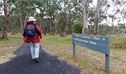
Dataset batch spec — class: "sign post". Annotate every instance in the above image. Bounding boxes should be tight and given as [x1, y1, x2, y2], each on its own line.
[73, 44, 76, 57]
[72, 33, 110, 72]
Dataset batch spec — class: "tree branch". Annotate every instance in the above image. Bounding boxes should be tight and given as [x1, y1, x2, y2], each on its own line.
[80, 0, 84, 7]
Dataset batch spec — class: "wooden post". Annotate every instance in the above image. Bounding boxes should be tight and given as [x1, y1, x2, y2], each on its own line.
[105, 54, 110, 72]
[73, 44, 76, 57]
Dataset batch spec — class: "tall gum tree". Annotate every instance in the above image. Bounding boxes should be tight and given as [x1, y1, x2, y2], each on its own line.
[94, 0, 104, 35]
[0, 0, 18, 39]
[82, 0, 89, 34]
[1, 0, 8, 39]
[104, 0, 126, 34]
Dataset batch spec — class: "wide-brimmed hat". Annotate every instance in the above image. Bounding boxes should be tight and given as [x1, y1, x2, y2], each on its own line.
[28, 16, 36, 21]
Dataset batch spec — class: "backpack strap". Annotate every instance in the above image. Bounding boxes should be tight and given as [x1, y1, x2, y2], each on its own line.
[34, 24, 36, 26]
[34, 24, 37, 30]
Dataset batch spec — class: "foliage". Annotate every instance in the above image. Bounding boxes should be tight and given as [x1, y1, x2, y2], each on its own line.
[1, 0, 126, 37]
[88, 24, 113, 35]
[99, 24, 111, 36]
[88, 8, 95, 25]
[88, 25, 94, 34]
[8, 15, 20, 32]
[72, 21, 82, 33]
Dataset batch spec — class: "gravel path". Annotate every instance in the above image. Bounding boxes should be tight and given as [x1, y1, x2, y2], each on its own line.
[0, 43, 80, 74]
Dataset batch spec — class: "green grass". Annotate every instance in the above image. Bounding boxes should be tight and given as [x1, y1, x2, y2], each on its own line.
[0, 33, 23, 57]
[8, 33, 23, 38]
[0, 33, 23, 47]
[110, 35, 126, 50]
[42, 34, 71, 45]
[0, 38, 21, 46]
[110, 36, 126, 42]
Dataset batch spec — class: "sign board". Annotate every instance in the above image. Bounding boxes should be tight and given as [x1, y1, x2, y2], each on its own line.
[72, 33, 110, 72]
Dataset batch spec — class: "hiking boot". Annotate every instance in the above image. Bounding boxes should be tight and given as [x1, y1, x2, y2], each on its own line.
[34, 58, 39, 63]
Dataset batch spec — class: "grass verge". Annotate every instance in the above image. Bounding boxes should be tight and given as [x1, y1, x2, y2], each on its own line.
[0, 33, 23, 63]
[41, 34, 126, 74]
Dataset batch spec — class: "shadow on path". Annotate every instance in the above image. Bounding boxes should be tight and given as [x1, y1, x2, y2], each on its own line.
[0, 43, 80, 74]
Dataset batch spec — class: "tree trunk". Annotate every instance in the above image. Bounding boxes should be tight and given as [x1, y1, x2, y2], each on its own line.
[24, 12, 29, 26]
[64, 1, 68, 35]
[51, 15, 55, 35]
[94, 0, 103, 35]
[65, 13, 68, 35]
[112, 18, 115, 34]
[1, 0, 8, 39]
[60, 21, 66, 37]
[1, 24, 8, 39]
[82, 0, 89, 34]
[17, 0, 23, 31]
[19, 11, 23, 31]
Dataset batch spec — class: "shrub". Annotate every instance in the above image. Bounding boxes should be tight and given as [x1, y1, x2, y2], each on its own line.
[72, 21, 82, 33]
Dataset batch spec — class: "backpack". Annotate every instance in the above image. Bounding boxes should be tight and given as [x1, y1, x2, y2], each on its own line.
[25, 24, 36, 38]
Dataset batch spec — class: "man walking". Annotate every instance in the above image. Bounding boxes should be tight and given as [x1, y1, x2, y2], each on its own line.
[23, 16, 42, 63]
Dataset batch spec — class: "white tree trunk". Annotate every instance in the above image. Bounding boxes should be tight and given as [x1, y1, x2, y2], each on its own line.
[94, 0, 103, 35]
[1, 0, 8, 39]
[82, 0, 89, 34]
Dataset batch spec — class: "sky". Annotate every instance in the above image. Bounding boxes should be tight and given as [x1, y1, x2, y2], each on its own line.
[93, 0, 97, 6]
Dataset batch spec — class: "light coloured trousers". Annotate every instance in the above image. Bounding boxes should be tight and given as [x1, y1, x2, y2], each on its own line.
[29, 42, 40, 59]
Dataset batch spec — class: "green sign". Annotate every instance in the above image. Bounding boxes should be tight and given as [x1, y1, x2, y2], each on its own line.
[72, 33, 110, 72]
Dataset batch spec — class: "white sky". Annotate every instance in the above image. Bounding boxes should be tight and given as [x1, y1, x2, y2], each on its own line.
[93, 0, 97, 6]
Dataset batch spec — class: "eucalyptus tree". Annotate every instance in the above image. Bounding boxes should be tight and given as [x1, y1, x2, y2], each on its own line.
[56, 0, 70, 35]
[65, 0, 82, 34]
[115, 0, 126, 33]
[79, 0, 96, 34]
[121, 6, 126, 33]
[80, 0, 90, 34]
[11, 0, 45, 30]
[57, 0, 82, 35]
[63, 0, 78, 35]
[0, 0, 17, 39]
[8, 0, 23, 31]
[94, 0, 104, 35]
[104, 0, 126, 34]
[1, 0, 9, 39]
[104, 0, 118, 34]
[1, 0, 8, 39]
[16, 0, 41, 26]
[45, 0, 60, 35]
[37, 0, 60, 35]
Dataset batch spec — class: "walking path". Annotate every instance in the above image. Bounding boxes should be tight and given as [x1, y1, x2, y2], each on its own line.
[0, 43, 80, 74]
